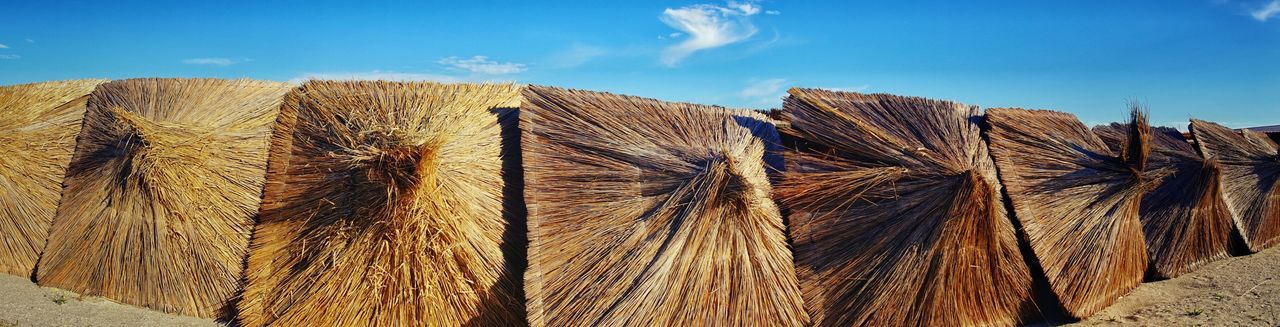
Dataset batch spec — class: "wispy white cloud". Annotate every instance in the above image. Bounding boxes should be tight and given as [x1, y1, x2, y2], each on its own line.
[24, 39, 34, 43]
[1252, 0, 1280, 21]
[739, 78, 788, 107]
[549, 44, 609, 68]
[287, 71, 465, 84]
[765, 10, 781, 15]
[659, 1, 764, 66]
[438, 56, 527, 74]
[0, 54, 20, 60]
[182, 57, 250, 66]
[0, 43, 8, 49]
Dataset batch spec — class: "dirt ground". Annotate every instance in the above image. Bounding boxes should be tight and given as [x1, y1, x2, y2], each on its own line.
[0, 248, 1274, 326]
[1069, 246, 1279, 326]
[0, 274, 218, 327]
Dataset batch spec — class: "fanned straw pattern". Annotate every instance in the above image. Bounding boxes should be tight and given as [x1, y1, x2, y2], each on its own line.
[1094, 122, 1233, 278]
[777, 89, 1033, 326]
[0, 79, 106, 276]
[520, 86, 808, 326]
[35, 78, 290, 318]
[1189, 120, 1280, 252]
[984, 108, 1150, 318]
[237, 81, 526, 326]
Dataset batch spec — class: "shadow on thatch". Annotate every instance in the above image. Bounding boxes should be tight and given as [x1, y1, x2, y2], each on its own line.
[35, 78, 291, 319]
[0, 79, 106, 279]
[465, 106, 531, 327]
[775, 89, 1032, 326]
[237, 81, 527, 326]
[1094, 121, 1233, 279]
[984, 108, 1151, 319]
[519, 86, 808, 326]
[1189, 119, 1280, 253]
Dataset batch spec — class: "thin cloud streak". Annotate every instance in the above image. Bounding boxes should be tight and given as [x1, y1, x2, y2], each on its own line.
[438, 56, 527, 75]
[659, 1, 764, 66]
[739, 78, 788, 107]
[1252, 0, 1280, 21]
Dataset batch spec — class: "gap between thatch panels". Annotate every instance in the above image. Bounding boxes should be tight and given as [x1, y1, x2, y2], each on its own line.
[237, 80, 527, 326]
[0, 79, 107, 277]
[984, 108, 1151, 319]
[1189, 119, 1280, 253]
[520, 85, 808, 326]
[35, 78, 290, 318]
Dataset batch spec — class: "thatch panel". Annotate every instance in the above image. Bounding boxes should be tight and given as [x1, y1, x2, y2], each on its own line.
[1189, 120, 1280, 252]
[0, 79, 106, 276]
[777, 89, 1032, 326]
[237, 81, 526, 326]
[1094, 123, 1233, 278]
[520, 86, 807, 326]
[984, 108, 1150, 318]
[35, 78, 290, 318]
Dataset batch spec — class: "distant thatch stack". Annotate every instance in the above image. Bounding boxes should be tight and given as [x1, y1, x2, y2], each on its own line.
[237, 81, 526, 326]
[35, 78, 290, 318]
[0, 79, 106, 276]
[984, 108, 1150, 318]
[1094, 122, 1233, 278]
[777, 89, 1032, 326]
[520, 86, 808, 326]
[1189, 120, 1280, 252]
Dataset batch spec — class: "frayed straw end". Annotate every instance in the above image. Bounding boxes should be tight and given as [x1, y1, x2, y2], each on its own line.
[1121, 104, 1151, 173]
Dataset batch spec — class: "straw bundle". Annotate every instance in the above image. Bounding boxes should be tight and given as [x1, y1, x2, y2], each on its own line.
[776, 89, 1032, 326]
[984, 108, 1150, 318]
[0, 79, 106, 276]
[520, 86, 808, 326]
[237, 81, 526, 326]
[1189, 120, 1280, 252]
[1094, 122, 1232, 278]
[35, 78, 290, 318]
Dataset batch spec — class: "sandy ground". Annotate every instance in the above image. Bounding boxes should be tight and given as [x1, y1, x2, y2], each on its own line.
[0, 248, 1274, 326]
[1069, 246, 1279, 326]
[0, 274, 218, 327]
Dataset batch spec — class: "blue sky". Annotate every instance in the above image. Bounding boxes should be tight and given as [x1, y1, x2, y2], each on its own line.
[2, 0, 1278, 128]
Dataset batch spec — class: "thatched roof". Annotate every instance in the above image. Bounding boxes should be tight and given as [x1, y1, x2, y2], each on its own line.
[35, 78, 290, 318]
[520, 86, 808, 326]
[1093, 123, 1233, 278]
[1189, 119, 1280, 252]
[984, 108, 1150, 318]
[0, 79, 106, 276]
[237, 81, 526, 326]
[1240, 124, 1280, 133]
[777, 89, 1032, 326]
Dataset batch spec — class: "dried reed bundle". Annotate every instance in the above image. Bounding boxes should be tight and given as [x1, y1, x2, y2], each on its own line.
[0, 79, 106, 276]
[1189, 119, 1280, 252]
[776, 89, 1032, 326]
[237, 81, 526, 326]
[985, 108, 1151, 318]
[1094, 122, 1232, 278]
[521, 86, 808, 326]
[35, 78, 290, 318]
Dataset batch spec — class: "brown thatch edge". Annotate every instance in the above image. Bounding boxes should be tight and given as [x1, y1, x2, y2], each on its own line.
[983, 107, 1150, 319]
[777, 88, 1034, 326]
[1094, 120, 1233, 279]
